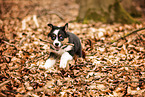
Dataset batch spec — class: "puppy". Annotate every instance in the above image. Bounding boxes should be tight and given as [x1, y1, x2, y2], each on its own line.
[44, 23, 82, 69]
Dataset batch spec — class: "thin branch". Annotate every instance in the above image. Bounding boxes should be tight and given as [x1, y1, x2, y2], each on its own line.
[0, 80, 11, 87]
[39, 38, 51, 43]
[48, 11, 64, 20]
[2, 40, 16, 47]
[39, 38, 74, 46]
[110, 27, 145, 44]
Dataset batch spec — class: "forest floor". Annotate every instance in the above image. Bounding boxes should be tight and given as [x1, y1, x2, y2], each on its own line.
[0, 0, 145, 97]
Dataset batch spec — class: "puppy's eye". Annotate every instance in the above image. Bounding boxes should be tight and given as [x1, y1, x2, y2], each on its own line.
[51, 35, 56, 40]
[59, 36, 63, 40]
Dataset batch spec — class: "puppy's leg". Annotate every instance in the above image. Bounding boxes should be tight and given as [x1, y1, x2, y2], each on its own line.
[44, 58, 56, 69]
[43, 52, 57, 69]
[60, 52, 73, 69]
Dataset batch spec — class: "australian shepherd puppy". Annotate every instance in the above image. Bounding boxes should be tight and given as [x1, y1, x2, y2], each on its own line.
[44, 23, 82, 69]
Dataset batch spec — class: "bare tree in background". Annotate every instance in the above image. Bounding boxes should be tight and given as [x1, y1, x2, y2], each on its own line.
[76, 0, 139, 24]
[121, 0, 145, 17]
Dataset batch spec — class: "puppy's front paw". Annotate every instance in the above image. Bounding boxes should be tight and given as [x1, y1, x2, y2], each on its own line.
[43, 58, 56, 69]
[59, 52, 73, 69]
[60, 59, 67, 68]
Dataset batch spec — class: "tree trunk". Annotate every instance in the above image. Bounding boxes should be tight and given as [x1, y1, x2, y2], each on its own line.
[76, 0, 139, 24]
[121, 0, 143, 17]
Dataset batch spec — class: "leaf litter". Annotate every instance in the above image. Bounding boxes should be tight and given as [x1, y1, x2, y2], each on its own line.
[0, 0, 145, 97]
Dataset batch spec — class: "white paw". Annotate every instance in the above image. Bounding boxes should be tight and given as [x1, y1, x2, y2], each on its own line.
[43, 58, 56, 69]
[59, 52, 73, 69]
[60, 59, 68, 68]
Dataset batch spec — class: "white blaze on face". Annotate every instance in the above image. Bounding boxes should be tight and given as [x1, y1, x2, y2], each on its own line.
[53, 29, 61, 47]
[53, 29, 59, 35]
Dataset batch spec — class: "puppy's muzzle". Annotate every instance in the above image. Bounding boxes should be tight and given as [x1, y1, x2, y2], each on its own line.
[55, 43, 59, 46]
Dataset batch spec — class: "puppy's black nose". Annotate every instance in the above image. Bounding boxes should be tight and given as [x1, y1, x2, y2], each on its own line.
[55, 43, 59, 46]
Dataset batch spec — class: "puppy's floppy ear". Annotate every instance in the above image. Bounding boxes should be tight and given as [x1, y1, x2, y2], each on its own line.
[47, 24, 53, 37]
[63, 23, 68, 32]
[48, 23, 53, 29]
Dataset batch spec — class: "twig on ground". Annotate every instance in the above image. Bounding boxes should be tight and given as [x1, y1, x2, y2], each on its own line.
[2, 40, 17, 47]
[0, 80, 11, 87]
[110, 27, 145, 44]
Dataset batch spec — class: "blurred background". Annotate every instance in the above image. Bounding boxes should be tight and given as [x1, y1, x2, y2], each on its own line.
[0, 0, 145, 24]
[0, 0, 78, 24]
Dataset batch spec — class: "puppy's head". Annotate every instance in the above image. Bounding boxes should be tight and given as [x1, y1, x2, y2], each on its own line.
[47, 23, 69, 51]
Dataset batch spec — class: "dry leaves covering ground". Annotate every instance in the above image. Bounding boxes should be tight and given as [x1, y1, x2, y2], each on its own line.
[0, 0, 145, 97]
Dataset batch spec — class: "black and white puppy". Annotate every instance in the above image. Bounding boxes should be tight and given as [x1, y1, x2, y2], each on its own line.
[44, 23, 82, 69]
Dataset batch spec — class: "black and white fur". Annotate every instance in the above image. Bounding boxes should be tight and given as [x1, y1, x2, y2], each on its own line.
[44, 23, 82, 69]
